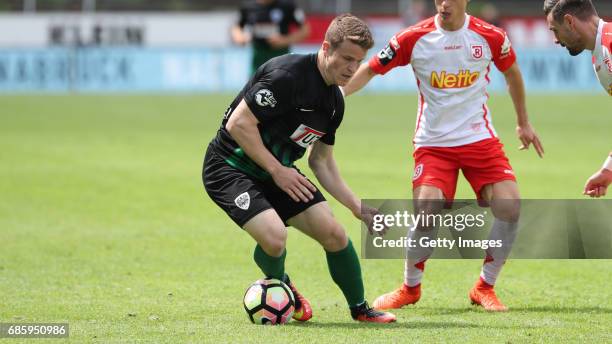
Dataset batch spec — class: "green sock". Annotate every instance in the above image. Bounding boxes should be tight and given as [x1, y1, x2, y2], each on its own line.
[325, 239, 365, 307]
[253, 244, 286, 280]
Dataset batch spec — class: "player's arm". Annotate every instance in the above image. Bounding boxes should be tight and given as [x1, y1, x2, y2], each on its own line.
[307, 141, 382, 233]
[503, 62, 544, 158]
[267, 23, 310, 49]
[307, 141, 360, 216]
[226, 100, 316, 202]
[341, 63, 376, 97]
[231, 7, 251, 45]
[231, 25, 251, 45]
[268, 6, 311, 49]
[584, 153, 612, 198]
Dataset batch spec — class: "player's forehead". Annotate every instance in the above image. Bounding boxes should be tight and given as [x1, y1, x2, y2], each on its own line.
[434, 0, 468, 6]
[333, 40, 368, 59]
[546, 13, 560, 31]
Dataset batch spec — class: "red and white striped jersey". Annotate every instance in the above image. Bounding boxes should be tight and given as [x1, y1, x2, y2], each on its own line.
[593, 19, 612, 96]
[369, 15, 516, 148]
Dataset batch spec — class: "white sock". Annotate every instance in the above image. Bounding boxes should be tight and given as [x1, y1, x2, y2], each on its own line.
[480, 219, 519, 286]
[404, 224, 438, 287]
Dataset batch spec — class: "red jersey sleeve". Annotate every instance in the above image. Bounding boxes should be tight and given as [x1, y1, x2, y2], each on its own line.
[368, 17, 436, 75]
[469, 17, 516, 72]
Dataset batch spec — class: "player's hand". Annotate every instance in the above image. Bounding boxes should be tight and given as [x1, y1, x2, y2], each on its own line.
[356, 204, 388, 236]
[267, 34, 290, 49]
[583, 168, 612, 198]
[271, 166, 317, 202]
[516, 123, 544, 158]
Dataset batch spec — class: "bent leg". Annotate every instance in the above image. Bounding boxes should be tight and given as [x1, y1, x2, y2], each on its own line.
[243, 209, 288, 280]
[288, 202, 364, 307]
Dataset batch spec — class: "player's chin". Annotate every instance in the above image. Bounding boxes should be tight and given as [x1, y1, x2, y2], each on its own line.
[567, 47, 583, 56]
[336, 74, 353, 86]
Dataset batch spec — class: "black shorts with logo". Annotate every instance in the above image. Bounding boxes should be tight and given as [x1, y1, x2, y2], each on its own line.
[202, 144, 326, 228]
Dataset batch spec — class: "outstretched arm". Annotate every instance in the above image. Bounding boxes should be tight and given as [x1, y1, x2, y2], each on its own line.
[584, 154, 612, 197]
[307, 141, 360, 216]
[503, 62, 544, 158]
[307, 141, 381, 233]
[341, 63, 376, 97]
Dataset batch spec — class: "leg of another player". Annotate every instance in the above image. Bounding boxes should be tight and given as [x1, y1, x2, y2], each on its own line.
[288, 202, 396, 322]
[373, 185, 445, 310]
[243, 209, 288, 281]
[470, 180, 520, 311]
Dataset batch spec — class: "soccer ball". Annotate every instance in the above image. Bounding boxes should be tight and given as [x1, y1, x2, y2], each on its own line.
[243, 278, 295, 325]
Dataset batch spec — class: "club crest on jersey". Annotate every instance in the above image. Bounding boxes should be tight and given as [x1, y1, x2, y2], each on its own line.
[413, 163, 424, 181]
[290, 124, 325, 148]
[234, 192, 250, 210]
[471, 45, 483, 59]
[255, 89, 277, 108]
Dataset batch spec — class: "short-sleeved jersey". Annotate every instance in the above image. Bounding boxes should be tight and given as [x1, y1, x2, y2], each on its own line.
[209, 53, 344, 180]
[238, 0, 305, 49]
[369, 15, 517, 148]
[593, 19, 612, 96]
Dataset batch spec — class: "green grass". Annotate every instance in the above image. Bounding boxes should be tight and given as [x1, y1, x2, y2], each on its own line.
[0, 94, 610, 343]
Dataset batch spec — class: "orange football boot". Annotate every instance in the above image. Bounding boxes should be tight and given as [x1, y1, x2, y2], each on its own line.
[372, 283, 421, 310]
[469, 278, 508, 312]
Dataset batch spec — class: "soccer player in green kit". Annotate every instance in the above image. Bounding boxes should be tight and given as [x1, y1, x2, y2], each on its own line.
[231, 0, 311, 73]
[204, 14, 396, 323]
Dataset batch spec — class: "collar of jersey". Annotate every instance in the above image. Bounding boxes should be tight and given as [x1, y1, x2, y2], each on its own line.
[592, 19, 604, 58]
[434, 14, 470, 34]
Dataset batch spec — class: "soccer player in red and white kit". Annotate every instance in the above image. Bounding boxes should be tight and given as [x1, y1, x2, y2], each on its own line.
[543, 0, 612, 197]
[343, 0, 544, 311]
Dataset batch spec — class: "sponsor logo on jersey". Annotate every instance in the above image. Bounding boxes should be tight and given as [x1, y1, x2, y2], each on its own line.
[223, 106, 232, 119]
[290, 124, 325, 148]
[430, 70, 480, 89]
[445, 45, 463, 51]
[270, 8, 284, 23]
[471, 45, 483, 59]
[413, 163, 424, 181]
[504, 169, 515, 175]
[255, 89, 277, 108]
[234, 192, 250, 210]
[471, 122, 482, 132]
[377, 43, 396, 66]
[604, 57, 612, 73]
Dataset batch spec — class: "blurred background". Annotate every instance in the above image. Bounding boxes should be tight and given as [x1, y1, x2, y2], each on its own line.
[0, 0, 610, 93]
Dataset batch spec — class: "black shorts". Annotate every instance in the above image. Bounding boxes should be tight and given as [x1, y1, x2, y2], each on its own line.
[202, 144, 326, 228]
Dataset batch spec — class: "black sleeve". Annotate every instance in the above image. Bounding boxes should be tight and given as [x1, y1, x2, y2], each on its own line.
[319, 91, 344, 145]
[238, 6, 247, 28]
[244, 68, 296, 122]
[287, 2, 305, 26]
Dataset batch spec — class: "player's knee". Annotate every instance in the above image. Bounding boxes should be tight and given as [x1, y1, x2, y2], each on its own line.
[319, 221, 348, 252]
[260, 229, 287, 257]
[491, 199, 520, 223]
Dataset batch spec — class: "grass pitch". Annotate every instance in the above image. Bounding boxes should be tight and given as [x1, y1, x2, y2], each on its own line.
[0, 94, 610, 343]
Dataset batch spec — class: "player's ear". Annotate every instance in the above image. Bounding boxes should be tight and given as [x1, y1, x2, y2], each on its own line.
[322, 41, 331, 57]
[563, 13, 575, 30]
